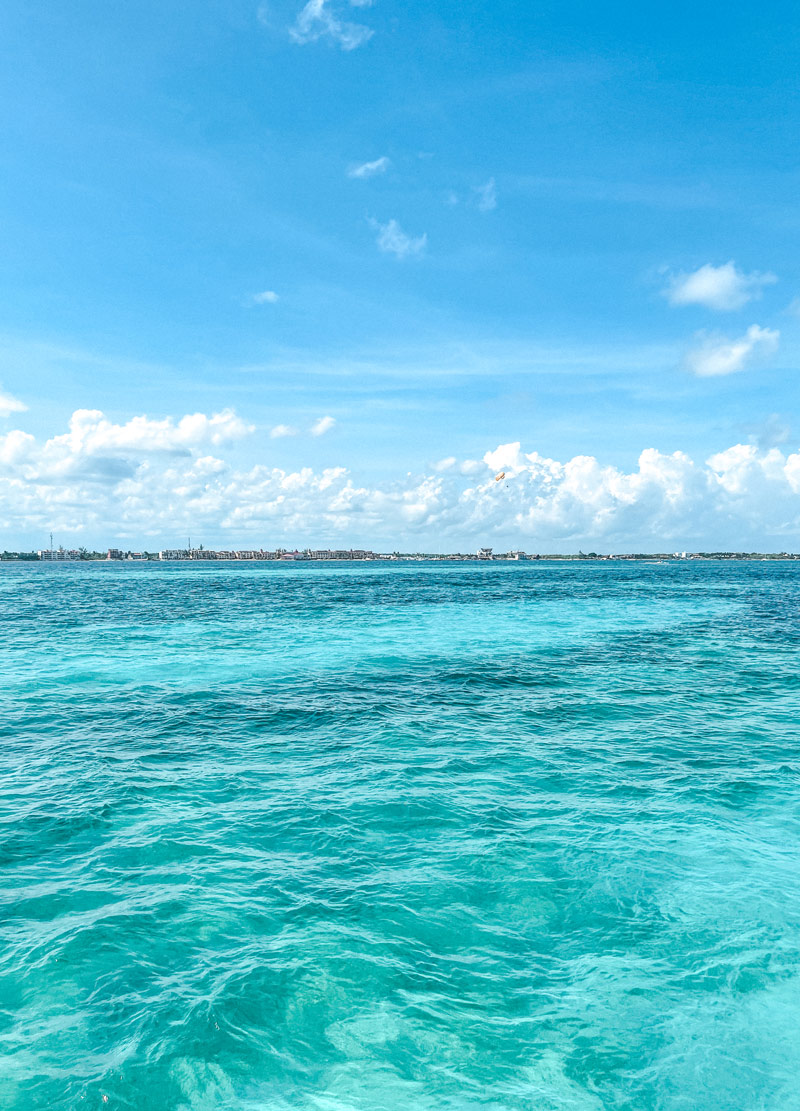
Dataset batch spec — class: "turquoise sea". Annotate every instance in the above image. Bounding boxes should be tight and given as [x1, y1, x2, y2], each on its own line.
[2, 560, 800, 1110]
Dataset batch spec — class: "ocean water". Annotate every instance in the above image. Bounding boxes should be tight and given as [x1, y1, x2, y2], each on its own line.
[2, 560, 800, 1111]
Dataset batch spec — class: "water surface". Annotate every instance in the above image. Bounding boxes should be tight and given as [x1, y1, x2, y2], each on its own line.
[2, 561, 799, 1109]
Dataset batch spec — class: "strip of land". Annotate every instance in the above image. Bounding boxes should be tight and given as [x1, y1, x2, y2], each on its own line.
[3, 547, 799, 562]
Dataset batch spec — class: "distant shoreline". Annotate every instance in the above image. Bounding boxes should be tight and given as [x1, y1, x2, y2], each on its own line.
[4, 549, 800, 564]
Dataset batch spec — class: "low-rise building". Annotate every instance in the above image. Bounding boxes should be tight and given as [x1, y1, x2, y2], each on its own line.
[309, 549, 377, 560]
[38, 548, 81, 561]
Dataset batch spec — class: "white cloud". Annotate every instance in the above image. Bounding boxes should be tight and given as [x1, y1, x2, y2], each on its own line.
[348, 156, 390, 179]
[310, 415, 336, 436]
[289, 0, 373, 50]
[6, 412, 800, 548]
[474, 177, 497, 212]
[665, 261, 777, 311]
[252, 290, 279, 304]
[0, 408, 253, 491]
[0, 388, 27, 418]
[371, 218, 427, 259]
[6, 416, 800, 550]
[57, 408, 253, 454]
[270, 424, 298, 438]
[685, 324, 779, 378]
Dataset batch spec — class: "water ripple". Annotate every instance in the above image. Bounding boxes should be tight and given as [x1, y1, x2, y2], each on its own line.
[1, 561, 800, 1109]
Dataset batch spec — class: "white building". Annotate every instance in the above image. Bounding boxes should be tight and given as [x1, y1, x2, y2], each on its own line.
[38, 548, 80, 561]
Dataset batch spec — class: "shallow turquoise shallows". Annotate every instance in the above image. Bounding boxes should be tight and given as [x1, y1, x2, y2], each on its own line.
[2, 560, 800, 1110]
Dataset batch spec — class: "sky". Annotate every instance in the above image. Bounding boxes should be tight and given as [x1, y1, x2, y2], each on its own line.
[2, 0, 800, 551]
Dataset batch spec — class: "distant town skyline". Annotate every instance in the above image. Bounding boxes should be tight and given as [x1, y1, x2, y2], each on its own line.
[9, 545, 799, 564]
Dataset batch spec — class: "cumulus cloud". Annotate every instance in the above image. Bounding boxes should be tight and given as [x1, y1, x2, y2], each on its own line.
[0, 388, 27, 418]
[251, 290, 279, 304]
[348, 156, 390, 179]
[685, 324, 779, 378]
[0, 408, 253, 492]
[474, 177, 497, 212]
[289, 0, 373, 50]
[57, 408, 253, 454]
[665, 261, 777, 311]
[6, 411, 800, 549]
[371, 218, 427, 259]
[310, 415, 336, 437]
[270, 424, 298, 438]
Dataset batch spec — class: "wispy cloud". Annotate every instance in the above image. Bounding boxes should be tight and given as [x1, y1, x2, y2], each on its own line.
[743, 413, 791, 450]
[348, 156, 390, 179]
[685, 324, 779, 377]
[270, 424, 298, 438]
[474, 177, 497, 212]
[289, 0, 373, 50]
[310, 415, 336, 436]
[370, 218, 427, 259]
[665, 261, 777, 312]
[251, 290, 279, 305]
[0, 387, 27, 418]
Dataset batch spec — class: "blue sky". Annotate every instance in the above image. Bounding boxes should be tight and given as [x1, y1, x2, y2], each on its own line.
[1, 0, 800, 550]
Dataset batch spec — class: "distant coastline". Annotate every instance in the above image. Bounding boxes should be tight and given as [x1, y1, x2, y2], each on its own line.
[3, 546, 800, 563]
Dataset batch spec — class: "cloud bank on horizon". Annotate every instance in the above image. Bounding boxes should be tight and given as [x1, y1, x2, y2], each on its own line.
[4, 407, 800, 552]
